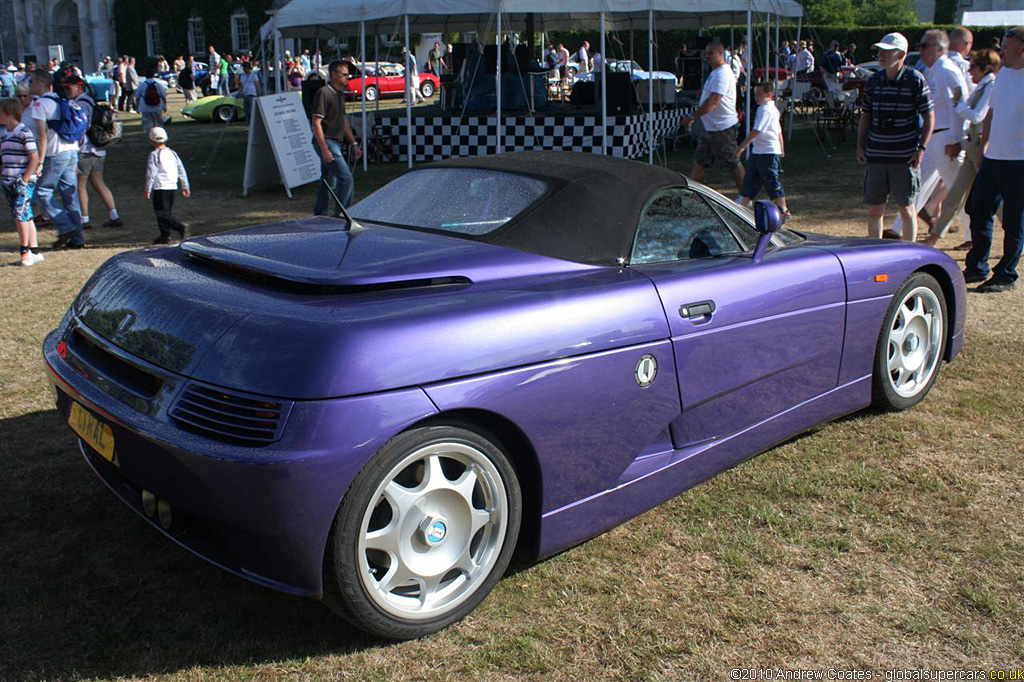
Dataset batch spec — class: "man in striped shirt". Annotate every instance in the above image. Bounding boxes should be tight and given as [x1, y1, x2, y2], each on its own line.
[857, 32, 934, 242]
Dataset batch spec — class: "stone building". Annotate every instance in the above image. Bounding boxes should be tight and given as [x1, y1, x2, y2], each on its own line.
[8, 0, 117, 69]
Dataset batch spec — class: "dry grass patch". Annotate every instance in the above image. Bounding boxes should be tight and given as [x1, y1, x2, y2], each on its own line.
[1, 95, 1021, 681]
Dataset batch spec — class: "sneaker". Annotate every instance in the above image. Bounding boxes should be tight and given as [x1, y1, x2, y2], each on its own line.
[153, 234, 171, 245]
[882, 229, 902, 240]
[82, 221, 93, 230]
[976, 278, 1016, 293]
[963, 270, 988, 284]
[35, 216, 53, 227]
[66, 242, 85, 250]
[20, 251, 33, 266]
[30, 251, 45, 264]
[103, 218, 124, 227]
[953, 241, 972, 251]
[51, 233, 73, 250]
[177, 223, 190, 240]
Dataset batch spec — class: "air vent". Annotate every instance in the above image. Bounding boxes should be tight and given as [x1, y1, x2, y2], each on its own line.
[171, 383, 292, 445]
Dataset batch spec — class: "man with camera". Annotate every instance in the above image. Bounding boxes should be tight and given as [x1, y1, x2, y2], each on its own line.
[857, 32, 934, 241]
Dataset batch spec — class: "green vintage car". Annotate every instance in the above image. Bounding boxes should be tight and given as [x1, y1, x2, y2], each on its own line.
[181, 94, 245, 123]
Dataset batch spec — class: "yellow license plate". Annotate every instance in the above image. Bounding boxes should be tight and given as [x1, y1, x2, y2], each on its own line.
[69, 401, 115, 462]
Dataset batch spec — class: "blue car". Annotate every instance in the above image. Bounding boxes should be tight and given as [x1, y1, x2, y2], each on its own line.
[85, 73, 114, 103]
[43, 152, 965, 640]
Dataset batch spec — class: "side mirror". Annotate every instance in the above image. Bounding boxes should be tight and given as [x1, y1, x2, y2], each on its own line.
[752, 200, 781, 263]
[754, 200, 782, 234]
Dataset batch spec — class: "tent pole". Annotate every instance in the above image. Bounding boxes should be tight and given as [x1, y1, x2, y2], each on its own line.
[274, 22, 282, 93]
[405, 15, 412, 168]
[374, 27, 380, 115]
[600, 11, 606, 156]
[745, 8, 752, 145]
[765, 13, 770, 85]
[361, 21, 367, 172]
[775, 12, 779, 93]
[493, 9, 497, 153]
[788, 15, 801, 141]
[648, 8, 654, 164]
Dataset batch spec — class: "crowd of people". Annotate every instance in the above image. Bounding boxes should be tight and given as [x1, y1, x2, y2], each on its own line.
[679, 25, 1021, 293]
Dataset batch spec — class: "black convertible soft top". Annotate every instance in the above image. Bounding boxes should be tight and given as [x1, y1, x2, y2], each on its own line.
[420, 151, 688, 266]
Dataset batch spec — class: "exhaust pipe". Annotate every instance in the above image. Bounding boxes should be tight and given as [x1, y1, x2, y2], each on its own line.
[157, 499, 172, 529]
[141, 490, 157, 517]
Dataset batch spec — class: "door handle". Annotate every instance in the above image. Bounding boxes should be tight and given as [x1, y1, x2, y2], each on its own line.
[679, 300, 716, 319]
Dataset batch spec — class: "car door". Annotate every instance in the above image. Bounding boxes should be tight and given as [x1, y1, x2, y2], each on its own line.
[632, 188, 847, 448]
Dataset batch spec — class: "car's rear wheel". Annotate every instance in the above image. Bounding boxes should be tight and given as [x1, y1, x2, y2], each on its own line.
[364, 85, 379, 102]
[323, 424, 521, 640]
[872, 272, 947, 410]
[420, 80, 435, 98]
[214, 105, 235, 123]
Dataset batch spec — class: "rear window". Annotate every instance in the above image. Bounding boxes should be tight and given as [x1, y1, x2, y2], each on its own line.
[352, 168, 548, 236]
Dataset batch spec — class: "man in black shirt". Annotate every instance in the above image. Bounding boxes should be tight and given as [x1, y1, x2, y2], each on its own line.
[311, 61, 361, 214]
[857, 32, 934, 241]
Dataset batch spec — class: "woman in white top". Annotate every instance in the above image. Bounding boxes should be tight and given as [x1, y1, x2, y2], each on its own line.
[924, 48, 1001, 248]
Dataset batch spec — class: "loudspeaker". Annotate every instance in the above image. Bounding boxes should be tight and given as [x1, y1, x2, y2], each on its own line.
[450, 43, 469, 75]
[605, 72, 632, 114]
[483, 44, 498, 74]
[301, 75, 324, 122]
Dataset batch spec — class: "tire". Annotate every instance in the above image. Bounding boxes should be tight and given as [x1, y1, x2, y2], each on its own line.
[214, 105, 235, 123]
[420, 80, 435, 98]
[323, 424, 522, 640]
[364, 85, 378, 102]
[872, 272, 948, 411]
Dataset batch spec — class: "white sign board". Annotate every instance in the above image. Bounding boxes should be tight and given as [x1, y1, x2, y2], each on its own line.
[243, 92, 321, 197]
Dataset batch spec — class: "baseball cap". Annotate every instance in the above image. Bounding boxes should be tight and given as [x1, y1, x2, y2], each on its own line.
[149, 126, 168, 143]
[873, 32, 909, 52]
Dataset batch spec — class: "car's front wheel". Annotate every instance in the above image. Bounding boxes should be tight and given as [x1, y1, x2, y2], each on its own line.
[872, 272, 948, 410]
[420, 80, 436, 98]
[364, 85, 379, 102]
[214, 105, 235, 123]
[323, 424, 522, 640]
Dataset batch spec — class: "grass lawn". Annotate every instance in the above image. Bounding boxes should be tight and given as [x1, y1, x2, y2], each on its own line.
[0, 91, 1021, 681]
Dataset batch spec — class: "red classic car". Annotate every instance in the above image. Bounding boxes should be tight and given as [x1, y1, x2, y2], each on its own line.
[343, 61, 440, 101]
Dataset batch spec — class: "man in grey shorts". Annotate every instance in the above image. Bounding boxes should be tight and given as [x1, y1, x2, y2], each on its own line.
[857, 32, 934, 240]
[682, 40, 744, 195]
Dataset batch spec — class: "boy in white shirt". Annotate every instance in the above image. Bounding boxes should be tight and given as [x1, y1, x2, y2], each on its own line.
[735, 82, 789, 217]
[143, 126, 190, 244]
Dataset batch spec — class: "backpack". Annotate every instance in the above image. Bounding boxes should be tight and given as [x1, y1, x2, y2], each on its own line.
[43, 93, 89, 143]
[144, 81, 161, 106]
[86, 99, 122, 148]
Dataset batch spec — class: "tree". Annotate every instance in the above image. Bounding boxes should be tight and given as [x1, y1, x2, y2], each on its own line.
[801, 0, 857, 25]
[856, 0, 919, 26]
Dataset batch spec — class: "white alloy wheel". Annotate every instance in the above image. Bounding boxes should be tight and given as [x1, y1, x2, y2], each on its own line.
[873, 272, 948, 410]
[323, 425, 521, 639]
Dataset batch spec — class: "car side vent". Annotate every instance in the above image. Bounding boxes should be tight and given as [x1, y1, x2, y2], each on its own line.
[171, 383, 292, 445]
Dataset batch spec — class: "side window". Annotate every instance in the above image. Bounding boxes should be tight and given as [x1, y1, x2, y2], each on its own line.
[631, 189, 743, 265]
[710, 199, 760, 249]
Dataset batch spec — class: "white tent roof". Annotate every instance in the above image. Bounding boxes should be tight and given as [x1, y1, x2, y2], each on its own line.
[961, 9, 1024, 26]
[271, 0, 803, 38]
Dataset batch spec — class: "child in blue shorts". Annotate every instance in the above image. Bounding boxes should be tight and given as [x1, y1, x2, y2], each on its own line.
[736, 81, 790, 219]
[0, 98, 43, 266]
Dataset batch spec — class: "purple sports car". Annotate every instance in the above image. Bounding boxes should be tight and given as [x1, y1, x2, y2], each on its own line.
[44, 152, 966, 639]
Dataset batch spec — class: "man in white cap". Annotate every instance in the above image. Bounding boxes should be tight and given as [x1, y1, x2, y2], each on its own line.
[857, 32, 934, 241]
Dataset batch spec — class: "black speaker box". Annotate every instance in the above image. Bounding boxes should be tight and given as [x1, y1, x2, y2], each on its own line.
[605, 72, 632, 114]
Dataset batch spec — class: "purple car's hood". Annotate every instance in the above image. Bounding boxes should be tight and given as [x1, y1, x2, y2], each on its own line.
[179, 217, 595, 287]
[70, 218, 670, 399]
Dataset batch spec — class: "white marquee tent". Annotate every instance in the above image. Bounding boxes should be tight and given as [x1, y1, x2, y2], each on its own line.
[264, 0, 804, 169]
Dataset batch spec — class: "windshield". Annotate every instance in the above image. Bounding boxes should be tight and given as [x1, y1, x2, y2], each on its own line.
[351, 168, 549, 236]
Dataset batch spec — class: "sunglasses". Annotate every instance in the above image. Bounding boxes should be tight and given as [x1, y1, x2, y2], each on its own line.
[1004, 29, 1024, 41]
